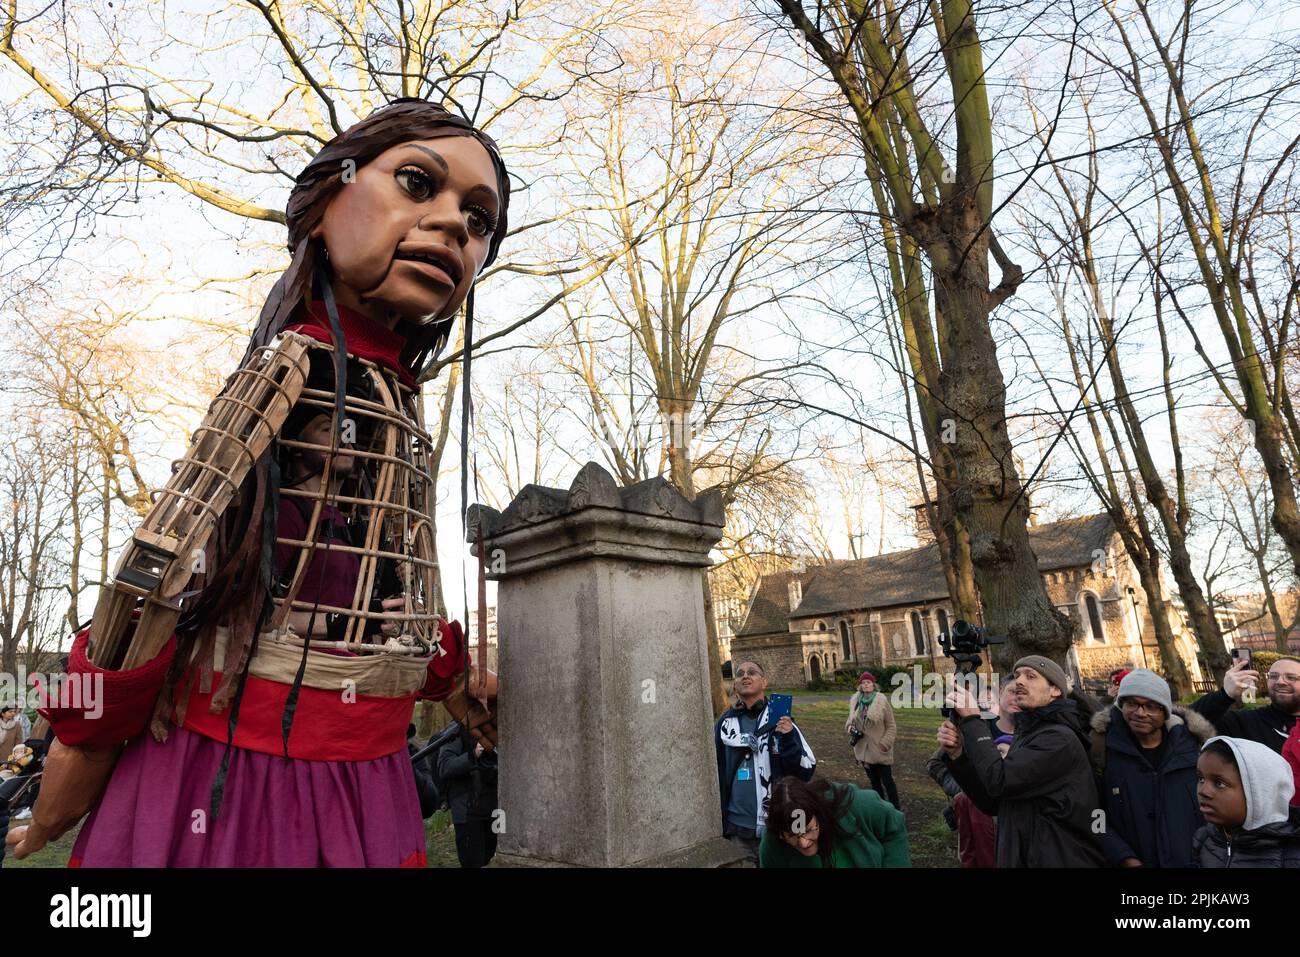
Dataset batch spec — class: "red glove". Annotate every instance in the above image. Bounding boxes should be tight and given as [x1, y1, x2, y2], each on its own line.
[418, 619, 467, 701]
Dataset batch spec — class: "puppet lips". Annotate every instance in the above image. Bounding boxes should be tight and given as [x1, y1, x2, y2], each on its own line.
[393, 245, 463, 287]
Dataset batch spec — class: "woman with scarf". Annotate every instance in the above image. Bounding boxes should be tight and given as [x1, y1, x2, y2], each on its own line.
[9, 99, 509, 867]
[845, 671, 900, 809]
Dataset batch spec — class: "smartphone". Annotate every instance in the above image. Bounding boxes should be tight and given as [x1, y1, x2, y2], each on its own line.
[766, 693, 793, 727]
[1233, 648, 1256, 703]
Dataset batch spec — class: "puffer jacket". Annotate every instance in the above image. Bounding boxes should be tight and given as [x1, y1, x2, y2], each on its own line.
[945, 698, 1105, 867]
[846, 692, 896, 766]
[1193, 734, 1300, 867]
[1089, 705, 1213, 867]
[1193, 806, 1300, 867]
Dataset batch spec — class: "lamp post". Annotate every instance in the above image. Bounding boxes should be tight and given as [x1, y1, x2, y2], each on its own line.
[1128, 587, 1150, 670]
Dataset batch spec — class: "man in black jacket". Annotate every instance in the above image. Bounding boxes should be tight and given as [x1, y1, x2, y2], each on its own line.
[714, 660, 815, 863]
[1089, 669, 1213, 867]
[1192, 657, 1300, 753]
[437, 722, 500, 868]
[938, 655, 1105, 867]
[408, 724, 444, 819]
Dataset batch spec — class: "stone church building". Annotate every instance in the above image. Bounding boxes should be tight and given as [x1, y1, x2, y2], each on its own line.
[730, 513, 1206, 689]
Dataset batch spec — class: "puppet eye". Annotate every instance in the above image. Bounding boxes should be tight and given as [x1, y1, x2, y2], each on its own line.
[465, 204, 497, 238]
[395, 166, 434, 201]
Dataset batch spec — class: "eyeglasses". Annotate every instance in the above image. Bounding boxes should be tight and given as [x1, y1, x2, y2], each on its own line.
[1119, 699, 1165, 715]
[781, 819, 820, 846]
[1267, 672, 1300, 684]
[735, 669, 763, 678]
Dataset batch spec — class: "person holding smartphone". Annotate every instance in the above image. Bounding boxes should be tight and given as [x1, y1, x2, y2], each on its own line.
[1191, 655, 1300, 754]
[715, 660, 816, 863]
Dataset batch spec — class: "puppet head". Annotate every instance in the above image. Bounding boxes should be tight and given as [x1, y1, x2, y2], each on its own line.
[245, 98, 511, 376]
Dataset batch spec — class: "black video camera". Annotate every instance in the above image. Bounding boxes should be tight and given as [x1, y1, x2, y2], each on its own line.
[938, 619, 1007, 719]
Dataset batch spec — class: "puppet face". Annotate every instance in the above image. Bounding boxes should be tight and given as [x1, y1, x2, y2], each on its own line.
[311, 136, 501, 327]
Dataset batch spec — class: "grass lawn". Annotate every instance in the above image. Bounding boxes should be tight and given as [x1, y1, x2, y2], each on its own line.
[4, 820, 82, 868]
[7, 693, 959, 869]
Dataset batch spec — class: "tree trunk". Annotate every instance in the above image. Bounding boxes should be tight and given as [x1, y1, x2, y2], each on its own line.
[1132, 557, 1191, 696]
[663, 399, 728, 717]
[1085, 270, 1231, 679]
[922, 202, 1074, 668]
[922, 485, 981, 624]
[1252, 410, 1300, 578]
[1252, 550, 1289, 652]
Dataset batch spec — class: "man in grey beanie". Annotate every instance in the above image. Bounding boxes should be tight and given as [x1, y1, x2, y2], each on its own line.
[936, 655, 1105, 866]
[1088, 668, 1214, 867]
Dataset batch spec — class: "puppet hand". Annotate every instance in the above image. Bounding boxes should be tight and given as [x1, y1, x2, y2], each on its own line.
[7, 739, 120, 858]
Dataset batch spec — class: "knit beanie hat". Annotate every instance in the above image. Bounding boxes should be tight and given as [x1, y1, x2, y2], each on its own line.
[1011, 655, 1071, 695]
[858, 671, 876, 684]
[1116, 668, 1173, 716]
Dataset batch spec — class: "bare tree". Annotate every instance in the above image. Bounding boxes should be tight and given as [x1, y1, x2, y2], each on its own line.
[540, 21, 839, 710]
[776, 0, 1074, 665]
[1093, 0, 1300, 578]
[0, 421, 75, 676]
[1195, 411, 1300, 652]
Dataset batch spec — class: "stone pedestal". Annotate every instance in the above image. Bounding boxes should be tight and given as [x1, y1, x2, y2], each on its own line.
[469, 462, 746, 867]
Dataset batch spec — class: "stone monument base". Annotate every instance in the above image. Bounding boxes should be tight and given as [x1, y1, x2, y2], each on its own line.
[489, 835, 751, 868]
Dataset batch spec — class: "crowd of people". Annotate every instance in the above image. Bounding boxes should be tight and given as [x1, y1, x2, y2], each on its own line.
[0, 707, 53, 866]
[714, 653, 1300, 868]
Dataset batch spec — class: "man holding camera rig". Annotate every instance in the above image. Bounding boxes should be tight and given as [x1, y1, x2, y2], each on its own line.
[937, 655, 1105, 867]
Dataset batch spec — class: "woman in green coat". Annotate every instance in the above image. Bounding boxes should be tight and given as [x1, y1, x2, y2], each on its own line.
[759, 776, 910, 868]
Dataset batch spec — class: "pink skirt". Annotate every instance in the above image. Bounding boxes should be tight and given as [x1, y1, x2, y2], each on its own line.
[69, 725, 427, 867]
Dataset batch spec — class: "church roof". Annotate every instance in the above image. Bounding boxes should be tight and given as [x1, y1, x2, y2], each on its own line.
[736, 512, 1116, 637]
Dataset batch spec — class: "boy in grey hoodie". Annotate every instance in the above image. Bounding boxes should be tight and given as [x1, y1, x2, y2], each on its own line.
[1193, 736, 1300, 867]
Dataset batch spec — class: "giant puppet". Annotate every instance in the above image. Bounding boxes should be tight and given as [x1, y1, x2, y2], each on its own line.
[9, 99, 503, 867]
